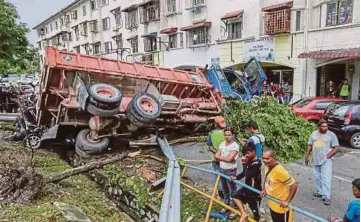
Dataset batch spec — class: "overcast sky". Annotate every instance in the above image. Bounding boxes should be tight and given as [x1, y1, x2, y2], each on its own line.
[9, 0, 73, 45]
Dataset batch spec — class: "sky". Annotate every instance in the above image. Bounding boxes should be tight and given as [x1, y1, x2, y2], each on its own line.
[9, 0, 73, 45]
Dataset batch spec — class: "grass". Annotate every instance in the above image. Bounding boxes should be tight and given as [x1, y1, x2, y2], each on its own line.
[0, 141, 133, 222]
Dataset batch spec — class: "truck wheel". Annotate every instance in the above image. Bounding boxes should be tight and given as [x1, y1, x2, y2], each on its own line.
[76, 129, 110, 152]
[350, 132, 360, 149]
[88, 83, 122, 104]
[24, 133, 42, 149]
[75, 145, 91, 159]
[126, 108, 148, 127]
[127, 104, 153, 123]
[88, 95, 121, 110]
[86, 103, 119, 117]
[131, 93, 161, 120]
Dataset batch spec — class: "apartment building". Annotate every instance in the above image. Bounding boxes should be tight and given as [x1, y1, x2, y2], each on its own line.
[34, 0, 360, 100]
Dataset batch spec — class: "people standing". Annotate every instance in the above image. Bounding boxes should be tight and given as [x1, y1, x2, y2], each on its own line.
[246, 120, 265, 160]
[327, 80, 337, 98]
[231, 142, 262, 222]
[339, 78, 351, 100]
[215, 128, 239, 219]
[305, 119, 340, 205]
[328, 178, 360, 222]
[262, 149, 298, 222]
[207, 116, 227, 198]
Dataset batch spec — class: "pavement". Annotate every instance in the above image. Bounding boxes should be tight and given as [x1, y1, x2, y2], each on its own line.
[172, 142, 360, 222]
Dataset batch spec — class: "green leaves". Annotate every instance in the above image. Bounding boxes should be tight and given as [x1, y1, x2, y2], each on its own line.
[224, 97, 316, 163]
[0, 1, 39, 75]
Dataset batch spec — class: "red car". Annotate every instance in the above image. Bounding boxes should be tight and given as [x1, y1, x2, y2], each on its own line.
[290, 97, 343, 123]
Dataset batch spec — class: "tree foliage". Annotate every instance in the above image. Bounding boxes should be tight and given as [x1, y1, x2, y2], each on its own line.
[224, 98, 316, 163]
[0, 1, 39, 75]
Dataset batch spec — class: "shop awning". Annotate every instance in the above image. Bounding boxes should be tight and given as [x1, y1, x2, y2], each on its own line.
[180, 21, 212, 31]
[141, 32, 157, 38]
[262, 1, 293, 12]
[160, 27, 178, 34]
[126, 35, 138, 41]
[121, 4, 138, 12]
[137, 0, 155, 7]
[221, 10, 243, 20]
[298, 48, 360, 59]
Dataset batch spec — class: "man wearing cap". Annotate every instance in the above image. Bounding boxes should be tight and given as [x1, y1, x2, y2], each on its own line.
[207, 116, 227, 198]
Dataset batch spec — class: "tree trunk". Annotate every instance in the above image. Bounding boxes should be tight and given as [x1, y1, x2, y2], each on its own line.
[169, 136, 205, 145]
[44, 153, 128, 183]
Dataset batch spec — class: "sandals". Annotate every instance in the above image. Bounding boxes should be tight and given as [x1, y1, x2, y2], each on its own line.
[228, 212, 237, 220]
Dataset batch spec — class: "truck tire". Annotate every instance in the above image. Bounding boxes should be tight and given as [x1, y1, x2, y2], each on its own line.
[86, 103, 119, 117]
[127, 103, 153, 123]
[131, 93, 161, 120]
[88, 95, 121, 110]
[76, 129, 110, 152]
[88, 83, 122, 105]
[126, 108, 148, 127]
[75, 145, 91, 159]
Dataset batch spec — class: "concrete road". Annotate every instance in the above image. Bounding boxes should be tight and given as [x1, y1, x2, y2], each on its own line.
[172, 142, 360, 221]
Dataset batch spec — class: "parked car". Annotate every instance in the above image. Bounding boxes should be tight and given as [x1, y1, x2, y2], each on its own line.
[289, 97, 343, 123]
[323, 101, 360, 149]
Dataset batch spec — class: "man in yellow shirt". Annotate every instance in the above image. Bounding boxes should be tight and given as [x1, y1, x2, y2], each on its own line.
[261, 150, 298, 222]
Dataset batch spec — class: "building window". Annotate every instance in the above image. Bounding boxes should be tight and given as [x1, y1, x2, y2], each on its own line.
[81, 22, 88, 36]
[90, 20, 99, 33]
[104, 42, 112, 53]
[65, 14, 71, 24]
[326, 0, 353, 26]
[112, 8, 122, 26]
[167, 0, 176, 13]
[264, 9, 291, 35]
[82, 44, 90, 55]
[192, 0, 205, 6]
[93, 42, 101, 54]
[82, 5, 87, 16]
[73, 25, 80, 40]
[67, 32, 72, 41]
[125, 9, 138, 30]
[55, 21, 59, 29]
[144, 37, 157, 52]
[227, 20, 242, 40]
[140, 2, 160, 24]
[128, 37, 138, 54]
[71, 10, 78, 20]
[74, 46, 80, 53]
[187, 28, 209, 46]
[180, 33, 184, 47]
[101, 0, 109, 6]
[113, 34, 123, 49]
[50, 23, 53, 32]
[295, 10, 301, 31]
[45, 26, 48, 34]
[60, 18, 64, 26]
[102, 17, 111, 30]
[91, 0, 97, 11]
[169, 34, 177, 48]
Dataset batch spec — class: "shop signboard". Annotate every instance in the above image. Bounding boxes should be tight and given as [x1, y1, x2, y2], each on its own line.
[243, 36, 275, 62]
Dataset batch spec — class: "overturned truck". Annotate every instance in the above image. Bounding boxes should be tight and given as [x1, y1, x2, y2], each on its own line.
[36, 47, 222, 156]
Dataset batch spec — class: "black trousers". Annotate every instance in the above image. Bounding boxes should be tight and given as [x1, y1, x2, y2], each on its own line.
[232, 188, 260, 220]
[270, 209, 290, 222]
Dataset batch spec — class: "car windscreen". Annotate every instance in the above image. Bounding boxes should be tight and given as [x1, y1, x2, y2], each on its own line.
[293, 98, 312, 107]
[327, 104, 350, 117]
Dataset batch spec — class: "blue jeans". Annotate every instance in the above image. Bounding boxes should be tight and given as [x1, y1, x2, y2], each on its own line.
[212, 162, 223, 191]
[313, 159, 332, 200]
[220, 168, 237, 208]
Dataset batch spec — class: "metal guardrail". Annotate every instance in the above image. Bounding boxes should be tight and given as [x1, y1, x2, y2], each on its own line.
[157, 137, 181, 222]
[184, 164, 328, 222]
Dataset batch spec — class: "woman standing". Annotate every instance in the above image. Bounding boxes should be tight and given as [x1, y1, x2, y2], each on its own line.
[327, 80, 337, 98]
[339, 78, 351, 100]
[215, 128, 239, 219]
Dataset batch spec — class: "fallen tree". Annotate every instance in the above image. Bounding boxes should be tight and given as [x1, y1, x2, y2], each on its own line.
[224, 97, 316, 162]
[0, 150, 140, 205]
